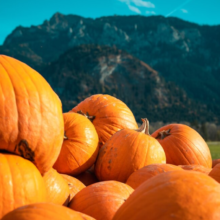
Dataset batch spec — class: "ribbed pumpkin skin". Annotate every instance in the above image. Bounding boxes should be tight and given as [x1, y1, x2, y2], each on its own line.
[179, 165, 211, 175]
[61, 174, 85, 201]
[69, 181, 133, 220]
[71, 94, 138, 148]
[95, 129, 166, 182]
[75, 170, 99, 186]
[0, 55, 64, 174]
[209, 163, 220, 183]
[53, 113, 99, 175]
[212, 159, 220, 168]
[151, 124, 212, 168]
[43, 168, 70, 206]
[1, 203, 95, 220]
[0, 153, 46, 218]
[126, 164, 182, 189]
[113, 170, 220, 220]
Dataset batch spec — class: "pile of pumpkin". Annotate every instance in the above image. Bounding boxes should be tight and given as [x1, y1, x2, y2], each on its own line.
[1, 55, 220, 220]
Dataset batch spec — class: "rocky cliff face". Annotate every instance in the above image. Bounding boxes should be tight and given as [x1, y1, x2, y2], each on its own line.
[1, 13, 219, 123]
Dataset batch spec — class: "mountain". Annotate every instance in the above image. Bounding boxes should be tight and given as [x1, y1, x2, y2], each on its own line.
[0, 13, 220, 123]
[42, 44, 218, 123]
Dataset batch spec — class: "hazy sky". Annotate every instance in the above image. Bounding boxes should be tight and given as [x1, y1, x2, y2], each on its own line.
[1, 0, 220, 44]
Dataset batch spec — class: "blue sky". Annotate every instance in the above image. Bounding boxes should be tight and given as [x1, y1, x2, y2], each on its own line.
[1, 0, 220, 45]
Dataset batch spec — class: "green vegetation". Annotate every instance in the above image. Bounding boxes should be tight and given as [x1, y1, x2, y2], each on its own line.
[207, 142, 220, 159]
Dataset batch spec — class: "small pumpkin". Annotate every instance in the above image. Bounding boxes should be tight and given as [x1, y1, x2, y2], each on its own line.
[212, 159, 220, 168]
[151, 124, 212, 168]
[69, 181, 133, 220]
[43, 168, 70, 206]
[126, 164, 182, 189]
[95, 119, 166, 182]
[0, 153, 46, 218]
[178, 164, 211, 175]
[61, 174, 85, 201]
[70, 94, 138, 148]
[2, 203, 95, 220]
[0, 55, 64, 174]
[209, 163, 220, 183]
[53, 112, 99, 175]
[113, 170, 220, 220]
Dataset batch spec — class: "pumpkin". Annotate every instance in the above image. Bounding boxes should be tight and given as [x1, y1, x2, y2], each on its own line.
[43, 168, 70, 206]
[212, 159, 220, 168]
[0, 55, 64, 174]
[151, 124, 212, 168]
[209, 163, 220, 183]
[70, 94, 138, 148]
[0, 153, 46, 218]
[69, 181, 133, 220]
[178, 164, 211, 175]
[95, 119, 166, 182]
[2, 203, 95, 220]
[126, 164, 182, 189]
[53, 112, 99, 175]
[61, 174, 85, 201]
[113, 170, 220, 220]
[75, 170, 99, 186]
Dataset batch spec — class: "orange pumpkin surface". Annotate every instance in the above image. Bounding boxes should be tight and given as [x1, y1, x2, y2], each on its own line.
[95, 119, 166, 182]
[69, 181, 133, 220]
[0, 153, 46, 218]
[151, 124, 212, 168]
[126, 163, 182, 189]
[209, 163, 220, 183]
[2, 203, 95, 220]
[75, 170, 99, 186]
[53, 112, 99, 175]
[0, 55, 64, 174]
[179, 164, 211, 175]
[70, 94, 138, 148]
[43, 168, 70, 206]
[212, 159, 220, 168]
[61, 174, 85, 201]
[113, 170, 220, 220]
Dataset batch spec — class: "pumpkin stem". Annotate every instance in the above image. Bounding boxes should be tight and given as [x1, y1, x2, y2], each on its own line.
[135, 118, 150, 135]
[156, 129, 171, 140]
[77, 110, 95, 122]
[64, 132, 68, 140]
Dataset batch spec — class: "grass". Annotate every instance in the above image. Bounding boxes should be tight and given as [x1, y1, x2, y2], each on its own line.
[207, 142, 220, 160]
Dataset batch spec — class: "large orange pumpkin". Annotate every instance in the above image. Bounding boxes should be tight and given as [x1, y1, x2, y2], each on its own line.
[69, 181, 133, 220]
[0, 153, 46, 218]
[53, 112, 99, 175]
[151, 124, 212, 168]
[70, 94, 138, 148]
[61, 174, 85, 201]
[0, 55, 64, 174]
[178, 164, 211, 175]
[43, 168, 70, 206]
[2, 203, 95, 220]
[95, 119, 166, 182]
[126, 164, 182, 189]
[113, 170, 220, 220]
